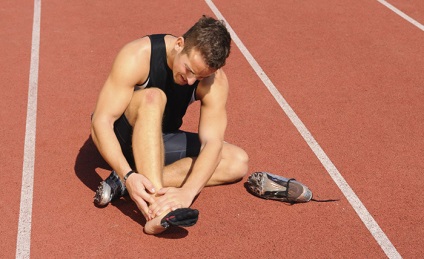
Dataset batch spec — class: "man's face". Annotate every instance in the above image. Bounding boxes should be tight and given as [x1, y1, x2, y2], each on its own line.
[173, 48, 216, 86]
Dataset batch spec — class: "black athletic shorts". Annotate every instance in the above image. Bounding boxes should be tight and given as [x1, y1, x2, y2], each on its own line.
[113, 114, 201, 168]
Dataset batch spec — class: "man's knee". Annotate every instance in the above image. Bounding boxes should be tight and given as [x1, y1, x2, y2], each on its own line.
[234, 148, 249, 178]
[125, 88, 167, 125]
[139, 88, 167, 108]
[226, 146, 249, 182]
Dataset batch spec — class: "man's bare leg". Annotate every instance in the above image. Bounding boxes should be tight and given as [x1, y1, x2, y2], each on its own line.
[125, 88, 173, 234]
[163, 143, 249, 188]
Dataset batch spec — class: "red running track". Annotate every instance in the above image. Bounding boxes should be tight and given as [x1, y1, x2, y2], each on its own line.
[1, 0, 423, 258]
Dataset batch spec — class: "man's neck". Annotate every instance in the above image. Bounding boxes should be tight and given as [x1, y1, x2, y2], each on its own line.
[165, 35, 178, 70]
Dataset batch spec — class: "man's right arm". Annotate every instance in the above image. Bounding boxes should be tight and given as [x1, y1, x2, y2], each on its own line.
[90, 38, 156, 216]
[91, 40, 144, 178]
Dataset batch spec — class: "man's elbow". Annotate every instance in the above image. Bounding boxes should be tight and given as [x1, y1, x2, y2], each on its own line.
[90, 115, 112, 143]
[200, 138, 224, 153]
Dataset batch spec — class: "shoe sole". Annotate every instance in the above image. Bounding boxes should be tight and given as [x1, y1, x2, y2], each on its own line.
[93, 181, 112, 206]
[247, 172, 312, 203]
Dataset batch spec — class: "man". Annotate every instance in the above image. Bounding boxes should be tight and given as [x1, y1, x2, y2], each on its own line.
[91, 16, 248, 235]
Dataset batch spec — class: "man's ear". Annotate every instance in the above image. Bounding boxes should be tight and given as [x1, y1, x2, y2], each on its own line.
[175, 37, 185, 52]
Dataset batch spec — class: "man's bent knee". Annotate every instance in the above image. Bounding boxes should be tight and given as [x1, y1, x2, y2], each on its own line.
[125, 88, 167, 125]
[139, 88, 167, 107]
[222, 146, 249, 183]
[232, 148, 249, 180]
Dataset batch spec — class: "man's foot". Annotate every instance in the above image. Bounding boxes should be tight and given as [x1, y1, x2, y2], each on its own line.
[246, 172, 313, 203]
[144, 208, 199, 235]
[93, 171, 127, 206]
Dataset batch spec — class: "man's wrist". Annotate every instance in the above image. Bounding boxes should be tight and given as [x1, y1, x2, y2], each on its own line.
[181, 185, 201, 199]
[123, 170, 137, 185]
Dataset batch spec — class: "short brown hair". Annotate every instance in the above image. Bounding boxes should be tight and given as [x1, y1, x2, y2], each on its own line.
[182, 15, 231, 69]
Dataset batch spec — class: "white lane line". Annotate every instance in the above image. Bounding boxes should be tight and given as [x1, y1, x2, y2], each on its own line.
[377, 0, 424, 31]
[205, 0, 402, 258]
[16, 0, 41, 258]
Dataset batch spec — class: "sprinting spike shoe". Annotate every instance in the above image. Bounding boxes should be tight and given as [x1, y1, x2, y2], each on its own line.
[247, 172, 312, 203]
[94, 171, 127, 206]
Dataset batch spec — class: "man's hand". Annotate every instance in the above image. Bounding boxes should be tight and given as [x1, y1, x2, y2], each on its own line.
[125, 173, 157, 220]
[148, 187, 196, 218]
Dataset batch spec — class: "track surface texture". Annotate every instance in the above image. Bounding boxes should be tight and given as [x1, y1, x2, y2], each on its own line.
[2, 0, 423, 258]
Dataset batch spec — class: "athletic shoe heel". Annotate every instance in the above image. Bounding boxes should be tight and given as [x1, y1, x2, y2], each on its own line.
[93, 171, 126, 206]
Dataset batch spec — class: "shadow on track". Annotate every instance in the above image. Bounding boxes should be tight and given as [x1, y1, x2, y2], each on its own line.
[74, 136, 188, 238]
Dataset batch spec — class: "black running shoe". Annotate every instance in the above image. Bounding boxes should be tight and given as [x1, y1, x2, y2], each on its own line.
[93, 171, 127, 206]
[160, 208, 199, 229]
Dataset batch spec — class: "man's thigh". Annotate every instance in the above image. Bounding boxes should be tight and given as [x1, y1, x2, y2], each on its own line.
[163, 131, 201, 165]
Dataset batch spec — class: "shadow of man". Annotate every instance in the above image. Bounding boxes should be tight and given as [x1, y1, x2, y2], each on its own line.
[74, 136, 146, 225]
[74, 136, 109, 192]
[74, 136, 188, 238]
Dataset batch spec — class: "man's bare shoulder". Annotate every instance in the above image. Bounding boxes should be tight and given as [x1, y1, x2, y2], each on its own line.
[111, 36, 152, 85]
[203, 68, 228, 88]
[197, 69, 229, 102]
[213, 69, 228, 86]
[119, 36, 151, 56]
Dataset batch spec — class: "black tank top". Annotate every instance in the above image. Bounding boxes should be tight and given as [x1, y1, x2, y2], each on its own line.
[138, 34, 199, 132]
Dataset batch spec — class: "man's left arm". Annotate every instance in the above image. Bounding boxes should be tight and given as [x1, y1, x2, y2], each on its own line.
[181, 69, 229, 197]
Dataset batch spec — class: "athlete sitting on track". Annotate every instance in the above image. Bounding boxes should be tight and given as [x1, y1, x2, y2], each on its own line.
[90, 15, 249, 235]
